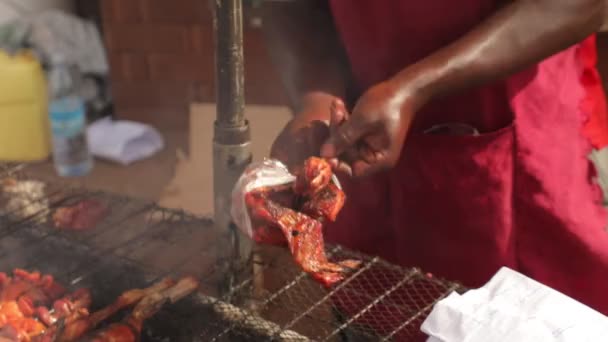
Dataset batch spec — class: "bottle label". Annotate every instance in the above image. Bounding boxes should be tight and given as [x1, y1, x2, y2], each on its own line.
[50, 109, 85, 138]
[50, 108, 90, 166]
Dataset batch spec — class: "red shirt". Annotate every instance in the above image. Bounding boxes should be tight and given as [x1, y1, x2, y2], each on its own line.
[325, 1, 608, 338]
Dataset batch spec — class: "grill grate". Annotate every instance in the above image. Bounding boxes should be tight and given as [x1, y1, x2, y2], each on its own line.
[0, 164, 464, 341]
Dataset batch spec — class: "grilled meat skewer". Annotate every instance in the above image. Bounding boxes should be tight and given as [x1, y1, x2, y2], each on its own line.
[1, 269, 199, 342]
[0, 270, 70, 341]
[35, 288, 92, 327]
[84, 277, 199, 342]
[36, 278, 174, 342]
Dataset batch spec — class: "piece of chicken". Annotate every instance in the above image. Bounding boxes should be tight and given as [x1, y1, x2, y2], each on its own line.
[246, 191, 359, 286]
[300, 182, 345, 222]
[0, 300, 47, 342]
[35, 288, 92, 327]
[0, 318, 46, 342]
[0, 270, 71, 342]
[83, 277, 199, 342]
[40, 278, 174, 342]
[245, 157, 358, 286]
[5, 270, 66, 305]
[293, 157, 333, 196]
[248, 184, 298, 246]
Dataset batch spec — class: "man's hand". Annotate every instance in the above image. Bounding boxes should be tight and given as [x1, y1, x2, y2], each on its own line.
[270, 92, 337, 172]
[321, 0, 607, 179]
[320, 80, 422, 178]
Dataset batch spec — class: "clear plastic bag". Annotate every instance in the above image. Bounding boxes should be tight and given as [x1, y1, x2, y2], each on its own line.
[230, 159, 296, 239]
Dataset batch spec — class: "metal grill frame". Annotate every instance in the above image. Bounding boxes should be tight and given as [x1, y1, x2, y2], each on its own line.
[0, 164, 465, 341]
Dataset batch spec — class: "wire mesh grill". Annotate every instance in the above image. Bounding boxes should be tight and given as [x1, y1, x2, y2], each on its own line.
[0, 164, 464, 341]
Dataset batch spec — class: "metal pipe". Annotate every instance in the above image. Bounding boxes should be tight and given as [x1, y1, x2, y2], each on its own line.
[215, 0, 246, 127]
[212, 0, 254, 300]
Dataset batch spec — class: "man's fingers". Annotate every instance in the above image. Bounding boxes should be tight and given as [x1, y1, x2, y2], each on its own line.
[330, 98, 349, 138]
[351, 158, 389, 178]
[323, 98, 351, 158]
[330, 99, 348, 124]
[328, 157, 353, 177]
[350, 144, 395, 178]
[321, 118, 368, 158]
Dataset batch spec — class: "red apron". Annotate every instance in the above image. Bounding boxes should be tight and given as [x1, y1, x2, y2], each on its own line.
[325, 0, 608, 339]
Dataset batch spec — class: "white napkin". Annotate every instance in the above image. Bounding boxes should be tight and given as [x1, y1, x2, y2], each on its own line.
[421, 267, 608, 342]
[87, 117, 164, 165]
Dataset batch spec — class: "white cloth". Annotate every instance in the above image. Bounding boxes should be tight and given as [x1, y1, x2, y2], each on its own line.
[28, 10, 108, 73]
[87, 117, 164, 165]
[0, 9, 107, 73]
[421, 267, 608, 342]
[0, 0, 73, 25]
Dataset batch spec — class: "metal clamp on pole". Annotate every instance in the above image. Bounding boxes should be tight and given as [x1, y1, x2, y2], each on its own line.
[212, 0, 254, 299]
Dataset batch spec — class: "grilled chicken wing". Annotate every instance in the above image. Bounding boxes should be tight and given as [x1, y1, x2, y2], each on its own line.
[84, 277, 199, 342]
[247, 190, 359, 287]
[245, 157, 359, 287]
[48, 278, 175, 342]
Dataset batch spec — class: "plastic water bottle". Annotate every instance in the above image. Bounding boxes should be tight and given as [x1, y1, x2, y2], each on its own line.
[48, 62, 93, 177]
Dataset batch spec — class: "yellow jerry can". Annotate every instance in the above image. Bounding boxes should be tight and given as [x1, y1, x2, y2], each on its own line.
[0, 50, 51, 161]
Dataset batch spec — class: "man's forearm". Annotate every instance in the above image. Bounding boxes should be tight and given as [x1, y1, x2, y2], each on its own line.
[261, 0, 349, 113]
[393, 0, 606, 108]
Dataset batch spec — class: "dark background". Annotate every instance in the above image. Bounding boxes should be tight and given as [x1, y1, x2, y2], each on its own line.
[75, 0, 608, 128]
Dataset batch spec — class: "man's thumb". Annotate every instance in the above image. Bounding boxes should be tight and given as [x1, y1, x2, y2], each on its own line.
[320, 119, 366, 158]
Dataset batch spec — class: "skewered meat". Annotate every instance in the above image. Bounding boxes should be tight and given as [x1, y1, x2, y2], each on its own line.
[43, 278, 175, 342]
[53, 200, 108, 231]
[84, 277, 199, 342]
[245, 157, 359, 287]
[0, 269, 196, 342]
[0, 270, 69, 342]
[2, 270, 66, 305]
[0, 301, 46, 341]
[35, 288, 91, 327]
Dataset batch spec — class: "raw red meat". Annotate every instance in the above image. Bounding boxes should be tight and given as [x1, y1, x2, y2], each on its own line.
[52, 200, 108, 231]
[245, 157, 359, 287]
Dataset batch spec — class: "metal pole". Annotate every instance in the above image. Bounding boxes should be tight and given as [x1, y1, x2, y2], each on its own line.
[213, 0, 253, 291]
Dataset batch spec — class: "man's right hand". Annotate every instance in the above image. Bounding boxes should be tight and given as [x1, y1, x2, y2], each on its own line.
[270, 92, 337, 173]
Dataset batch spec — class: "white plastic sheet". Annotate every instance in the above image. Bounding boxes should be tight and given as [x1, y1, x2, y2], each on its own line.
[421, 267, 608, 342]
[230, 159, 296, 239]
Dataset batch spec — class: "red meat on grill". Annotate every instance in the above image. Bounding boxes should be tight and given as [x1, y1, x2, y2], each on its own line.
[245, 157, 359, 287]
[53, 200, 108, 231]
